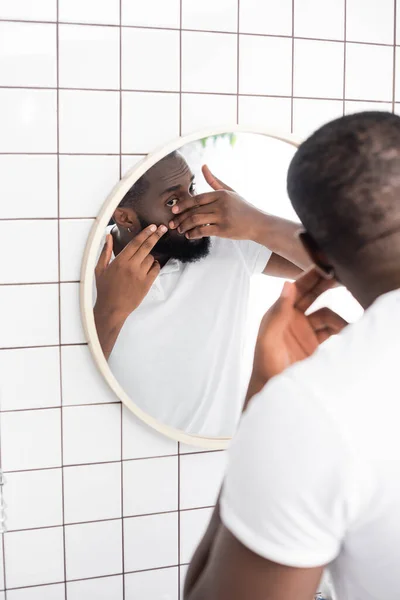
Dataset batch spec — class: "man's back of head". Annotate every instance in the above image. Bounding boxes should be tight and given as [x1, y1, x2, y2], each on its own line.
[287, 111, 400, 306]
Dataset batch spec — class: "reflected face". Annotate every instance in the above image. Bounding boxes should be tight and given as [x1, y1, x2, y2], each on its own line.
[132, 153, 210, 262]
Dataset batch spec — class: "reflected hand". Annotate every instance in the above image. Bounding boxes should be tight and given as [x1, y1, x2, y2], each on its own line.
[247, 269, 348, 402]
[168, 165, 260, 240]
[94, 224, 166, 320]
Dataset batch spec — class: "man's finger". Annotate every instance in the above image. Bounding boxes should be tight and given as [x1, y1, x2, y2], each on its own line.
[170, 191, 219, 216]
[174, 211, 218, 234]
[120, 224, 163, 260]
[308, 307, 348, 334]
[202, 164, 234, 191]
[133, 225, 168, 264]
[169, 205, 217, 230]
[95, 234, 113, 275]
[294, 268, 336, 313]
[185, 224, 219, 239]
[258, 281, 297, 334]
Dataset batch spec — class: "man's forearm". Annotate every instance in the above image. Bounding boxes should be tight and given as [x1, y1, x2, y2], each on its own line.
[93, 305, 127, 360]
[251, 212, 311, 271]
[184, 498, 222, 599]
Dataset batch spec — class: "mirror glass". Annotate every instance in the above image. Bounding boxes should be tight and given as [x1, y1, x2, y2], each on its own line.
[89, 131, 363, 441]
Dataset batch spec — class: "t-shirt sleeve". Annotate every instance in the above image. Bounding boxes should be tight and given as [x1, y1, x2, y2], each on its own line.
[220, 375, 359, 568]
[233, 239, 272, 275]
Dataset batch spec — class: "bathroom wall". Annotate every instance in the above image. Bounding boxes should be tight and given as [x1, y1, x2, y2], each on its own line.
[0, 0, 397, 598]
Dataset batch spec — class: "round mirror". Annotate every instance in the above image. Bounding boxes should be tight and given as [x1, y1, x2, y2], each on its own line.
[81, 126, 362, 448]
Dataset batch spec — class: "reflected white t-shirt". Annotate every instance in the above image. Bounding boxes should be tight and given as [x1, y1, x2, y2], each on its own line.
[106, 236, 271, 437]
[221, 288, 400, 599]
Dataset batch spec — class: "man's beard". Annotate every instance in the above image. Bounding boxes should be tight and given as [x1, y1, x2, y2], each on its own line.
[138, 217, 211, 263]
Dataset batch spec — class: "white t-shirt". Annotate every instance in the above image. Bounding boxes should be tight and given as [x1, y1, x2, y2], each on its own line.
[105, 236, 271, 437]
[221, 288, 400, 599]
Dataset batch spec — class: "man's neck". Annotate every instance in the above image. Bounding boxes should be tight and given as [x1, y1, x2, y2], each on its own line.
[340, 262, 400, 309]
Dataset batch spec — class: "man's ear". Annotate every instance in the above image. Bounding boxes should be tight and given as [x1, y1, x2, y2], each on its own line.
[113, 206, 140, 233]
[297, 230, 336, 280]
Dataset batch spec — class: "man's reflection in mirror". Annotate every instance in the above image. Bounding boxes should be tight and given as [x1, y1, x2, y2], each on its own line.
[94, 149, 308, 436]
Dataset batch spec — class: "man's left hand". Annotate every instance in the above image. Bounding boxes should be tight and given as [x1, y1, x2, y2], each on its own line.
[168, 165, 260, 240]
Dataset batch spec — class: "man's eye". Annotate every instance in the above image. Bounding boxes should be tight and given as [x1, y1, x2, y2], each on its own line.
[190, 184, 197, 195]
[166, 198, 178, 207]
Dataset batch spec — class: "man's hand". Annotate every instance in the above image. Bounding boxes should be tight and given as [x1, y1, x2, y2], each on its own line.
[168, 165, 260, 240]
[247, 268, 348, 402]
[94, 224, 167, 359]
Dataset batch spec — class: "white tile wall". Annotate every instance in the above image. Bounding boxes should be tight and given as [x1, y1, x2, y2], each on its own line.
[0, 89, 57, 152]
[123, 456, 178, 516]
[63, 462, 121, 523]
[0, 22, 57, 87]
[59, 90, 120, 153]
[65, 519, 122, 580]
[294, 0, 345, 40]
[0, 347, 61, 410]
[125, 567, 178, 600]
[240, 0, 292, 36]
[59, 0, 120, 26]
[0, 285, 59, 348]
[5, 468, 63, 530]
[0, 0, 397, 597]
[0, 0, 57, 22]
[181, 93, 237, 134]
[182, 0, 237, 32]
[239, 35, 292, 96]
[238, 96, 292, 131]
[0, 220, 58, 284]
[180, 451, 226, 509]
[59, 154, 119, 218]
[121, 91, 180, 153]
[59, 218, 94, 281]
[182, 31, 237, 93]
[67, 575, 123, 600]
[4, 527, 64, 588]
[61, 344, 119, 406]
[1, 409, 62, 471]
[346, 0, 394, 45]
[180, 507, 213, 564]
[62, 404, 121, 465]
[121, 0, 180, 29]
[293, 39, 344, 99]
[124, 512, 178, 571]
[293, 98, 344, 139]
[122, 28, 180, 92]
[59, 24, 120, 90]
[0, 155, 58, 219]
[7, 585, 66, 600]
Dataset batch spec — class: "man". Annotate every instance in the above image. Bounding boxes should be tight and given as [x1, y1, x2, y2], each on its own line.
[94, 151, 309, 435]
[185, 111, 400, 599]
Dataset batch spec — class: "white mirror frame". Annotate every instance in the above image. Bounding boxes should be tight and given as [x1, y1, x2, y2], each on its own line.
[80, 125, 300, 449]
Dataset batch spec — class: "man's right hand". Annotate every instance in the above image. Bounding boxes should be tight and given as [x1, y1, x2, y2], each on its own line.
[94, 224, 167, 359]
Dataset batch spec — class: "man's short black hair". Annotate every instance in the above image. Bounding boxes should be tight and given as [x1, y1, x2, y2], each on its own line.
[287, 111, 400, 262]
[118, 150, 180, 208]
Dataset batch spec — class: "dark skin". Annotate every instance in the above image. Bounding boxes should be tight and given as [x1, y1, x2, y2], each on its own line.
[95, 154, 311, 359]
[184, 232, 400, 600]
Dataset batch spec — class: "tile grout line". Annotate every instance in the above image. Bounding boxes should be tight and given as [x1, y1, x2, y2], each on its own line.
[5, 564, 185, 593]
[118, 2, 126, 598]
[55, 1, 68, 596]
[178, 0, 183, 594]
[2, 450, 223, 475]
[393, 0, 398, 112]
[343, 0, 347, 116]
[236, 0, 240, 124]
[0, 18, 399, 46]
[0, 398, 8, 597]
[4, 506, 215, 540]
[290, 0, 295, 133]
